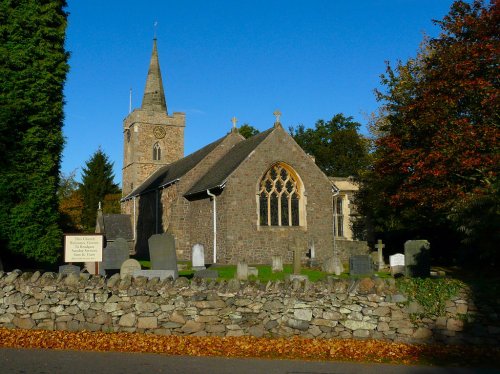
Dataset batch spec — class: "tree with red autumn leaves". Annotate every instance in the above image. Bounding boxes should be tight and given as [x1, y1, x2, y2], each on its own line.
[357, 0, 499, 265]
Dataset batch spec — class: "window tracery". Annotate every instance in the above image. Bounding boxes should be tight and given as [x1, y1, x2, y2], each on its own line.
[258, 163, 302, 226]
[153, 142, 161, 160]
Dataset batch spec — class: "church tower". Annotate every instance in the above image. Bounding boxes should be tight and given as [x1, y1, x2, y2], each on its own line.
[122, 39, 185, 197]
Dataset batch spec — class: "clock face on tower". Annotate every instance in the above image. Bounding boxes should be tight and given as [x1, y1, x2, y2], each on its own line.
[153, 126, 166, 139]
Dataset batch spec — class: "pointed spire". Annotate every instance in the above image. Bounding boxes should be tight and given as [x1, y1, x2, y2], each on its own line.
[141, 39, 168, 113]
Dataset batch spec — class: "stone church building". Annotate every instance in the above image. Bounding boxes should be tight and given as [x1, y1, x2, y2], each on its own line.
[121, 40, 364, 265]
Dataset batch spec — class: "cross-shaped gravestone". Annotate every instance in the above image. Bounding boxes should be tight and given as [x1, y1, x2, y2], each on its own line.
[273, 109, 282, 123]
[375, 239, 385, 271]
[231, 116, 238, 129]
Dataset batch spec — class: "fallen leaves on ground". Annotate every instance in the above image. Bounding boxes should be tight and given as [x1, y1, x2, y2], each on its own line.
[0, 328, 498, 368]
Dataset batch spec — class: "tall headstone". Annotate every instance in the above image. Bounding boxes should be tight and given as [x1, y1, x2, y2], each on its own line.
[149, 233, 177, 271]
[101, 237, 129, 274]
[389, 253, 405, 276]
[272, 256, 283, 273]
[349, 255, 373, 276]
[237, 262, 248, 280]
[191, 244, 205, 271]
[404, 240, 430, 277]
[375, 239, 385, 271]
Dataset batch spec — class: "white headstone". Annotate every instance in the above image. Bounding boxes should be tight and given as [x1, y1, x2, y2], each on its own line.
[390, 253, 405, 267]
[237, 262, 248, 280]
[120, 259, 141, 278]
[191, 244, 205, 270]
[272, 256, 283, 273]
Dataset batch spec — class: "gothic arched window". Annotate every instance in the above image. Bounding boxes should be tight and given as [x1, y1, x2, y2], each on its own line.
[153, 142, 161, 161]
[258, 163, 302, 226]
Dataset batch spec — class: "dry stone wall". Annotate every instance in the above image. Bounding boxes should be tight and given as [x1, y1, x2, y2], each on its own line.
[0, 270, 498, 346]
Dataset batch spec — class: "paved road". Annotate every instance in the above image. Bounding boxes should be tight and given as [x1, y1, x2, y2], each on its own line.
[0, 348, 496, 374]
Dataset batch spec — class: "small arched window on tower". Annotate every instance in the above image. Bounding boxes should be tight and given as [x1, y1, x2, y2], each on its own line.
[258, 163, 303, 226]
[153, 142, 161, 161]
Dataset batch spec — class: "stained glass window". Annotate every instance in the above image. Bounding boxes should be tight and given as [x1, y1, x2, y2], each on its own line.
[258, 163, 302, 226]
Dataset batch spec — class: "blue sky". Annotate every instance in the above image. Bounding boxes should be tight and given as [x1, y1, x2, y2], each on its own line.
[63, 0, 456, 185]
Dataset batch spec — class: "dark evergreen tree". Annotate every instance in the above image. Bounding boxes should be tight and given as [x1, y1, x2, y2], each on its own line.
[80, 148, 120, 231]
[289, 114, 371, 177]
[0, 0, 69, 263]
[238, 124, 260, 139]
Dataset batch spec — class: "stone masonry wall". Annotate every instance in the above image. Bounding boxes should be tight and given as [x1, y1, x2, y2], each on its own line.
[1, 270, 498, 346]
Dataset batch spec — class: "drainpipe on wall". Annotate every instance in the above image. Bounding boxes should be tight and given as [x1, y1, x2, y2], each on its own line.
[207, 189, 217, 264]
[133, 196, 137, 241]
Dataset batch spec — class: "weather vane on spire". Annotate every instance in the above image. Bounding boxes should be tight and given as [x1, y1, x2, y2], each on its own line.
[154, 21, 158, 39]
[231, 116, 238, 129]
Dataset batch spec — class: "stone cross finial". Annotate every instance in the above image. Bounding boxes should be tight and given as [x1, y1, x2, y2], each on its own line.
[98, 201, 102, 210]
[154, 21, 158, 39]
[273, 110, 282, 123]
[231, 116, 238, 129]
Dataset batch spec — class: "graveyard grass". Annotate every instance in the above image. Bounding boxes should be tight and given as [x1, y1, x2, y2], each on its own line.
[137, 261, 390, 282]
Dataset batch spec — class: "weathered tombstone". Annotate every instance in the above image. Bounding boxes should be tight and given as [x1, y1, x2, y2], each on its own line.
[120, 258, 141, 278]
[248, 266, 259, 278]
[349, 255, 373, 276]
[322, 256, 344, 276]
[58, 264, 80, 276]
[191, 244, 205, 271]
[101, 237, 129, 274]
[149, 233, 177, 271]
[237, 262, 248, 280]
[375, 239, 385, 271]
[389, 253, 405, 276]
[272, 255, 283, 273]
[193, 269, 218, 279]
[404, 240, 430, 277]
[146, 233, 179, 279]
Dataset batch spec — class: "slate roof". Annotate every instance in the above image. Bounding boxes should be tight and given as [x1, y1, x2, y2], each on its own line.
[123, 135, 227, 200]
[102, 214, 133, 240]
[184, 127, 274, 198]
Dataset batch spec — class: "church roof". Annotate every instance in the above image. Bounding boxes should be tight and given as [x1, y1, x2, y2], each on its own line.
[123, 135, 227, 199]
[141, 39, 167, 113]
[184, 127, 274, 198]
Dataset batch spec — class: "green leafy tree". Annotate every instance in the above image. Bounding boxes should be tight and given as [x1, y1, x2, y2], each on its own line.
[238, 124, 259, 139]
[357, 0, 499, 264]
[0, 0, 69, 263]
[289, 114, 370, 177]
[80, 148, 120, 231]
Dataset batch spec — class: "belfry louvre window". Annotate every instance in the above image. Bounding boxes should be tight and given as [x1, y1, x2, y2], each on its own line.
[259, 163, 301, 226]
[153, 142, 161, 160]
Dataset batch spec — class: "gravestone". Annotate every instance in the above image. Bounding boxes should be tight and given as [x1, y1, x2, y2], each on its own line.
[349, 255, 373, 276]
[375, 239, 385, 271]
[272, 256, 283, 273]
[133, 269, 176, 280]
[58, 264, 80, 276]
[389, 253, 405, 276]
[322, 256, 344, 276]
[404, 240, 430, 277]
[145, 233, 178, 279]
[101, 237, 129, 274]
[237, 262, 248, 280]
[191, 244, 205, 271]
[120, 259, 141, 278]
[193, 269, 218, 279]
[248, 266, 259, 278]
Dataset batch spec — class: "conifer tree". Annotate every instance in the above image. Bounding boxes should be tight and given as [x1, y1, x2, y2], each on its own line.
[0, 0, 69, 263]
[80, 148, 120, 231]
